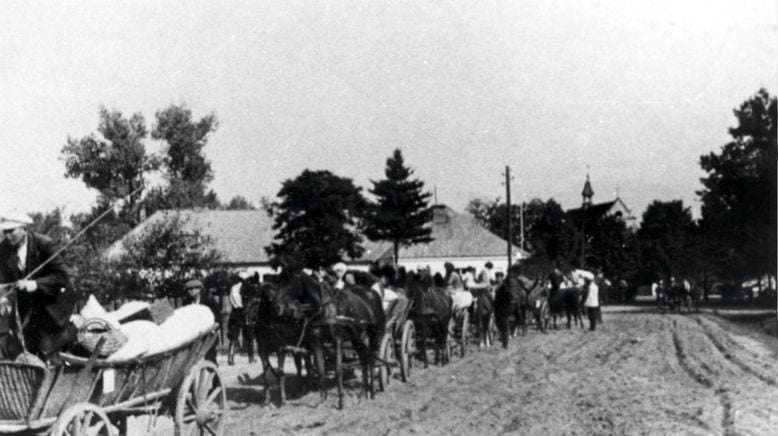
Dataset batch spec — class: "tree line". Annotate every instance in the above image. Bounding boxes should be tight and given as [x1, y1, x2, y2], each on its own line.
[468, 89, 776, 302]
[25, 89, 776, 304]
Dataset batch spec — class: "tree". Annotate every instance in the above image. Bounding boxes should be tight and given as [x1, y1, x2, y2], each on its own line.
[466, 197, 578, 275]
[61, 107, 158, 224]
[266, 170, 367, 271]
[146, 105, 219, 213]
[115, 213, 221, 299]
[364, 149, 433, 266]
[522, 199, 578, 274]
[698, 88, 777, 282]
[585, 214, 641, 284]
[223, 195, 256, 210]
[638, 200, 696, 281]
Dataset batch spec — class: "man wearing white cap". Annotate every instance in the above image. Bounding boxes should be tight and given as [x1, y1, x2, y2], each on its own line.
[0, 212, 76, 359]
[332, 262, 347, 290]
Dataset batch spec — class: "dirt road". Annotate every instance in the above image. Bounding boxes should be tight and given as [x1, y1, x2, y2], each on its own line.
[134, 310, 778, 435]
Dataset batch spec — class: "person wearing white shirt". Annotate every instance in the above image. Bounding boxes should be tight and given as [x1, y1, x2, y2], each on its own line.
[582, 276, 600, 331]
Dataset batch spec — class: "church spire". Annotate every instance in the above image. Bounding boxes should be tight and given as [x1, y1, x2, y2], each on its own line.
[581, 171, 594, 208]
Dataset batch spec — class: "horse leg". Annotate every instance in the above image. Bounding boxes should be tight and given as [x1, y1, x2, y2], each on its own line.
[419, 320, 429, 369]
[294, 352, 303, 378]
[260, 350, 272, 405]
[277, 349, 287, 405]
[335, 336, 344, 409]
[311, 329, 327, 403]
[498, 316, 509, 349]
[521, 307, 528, 336]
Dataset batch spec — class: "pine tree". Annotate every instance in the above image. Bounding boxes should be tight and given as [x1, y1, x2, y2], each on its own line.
[365, 149, 433, 266]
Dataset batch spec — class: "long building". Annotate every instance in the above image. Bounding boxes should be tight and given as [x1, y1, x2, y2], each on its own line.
[106, 205, 527, 278]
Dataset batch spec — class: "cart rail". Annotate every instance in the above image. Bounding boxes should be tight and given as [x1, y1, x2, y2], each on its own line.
[0, 323, 218, 433]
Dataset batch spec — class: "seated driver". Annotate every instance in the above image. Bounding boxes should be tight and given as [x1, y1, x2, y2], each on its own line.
[444, 262, 472, 312]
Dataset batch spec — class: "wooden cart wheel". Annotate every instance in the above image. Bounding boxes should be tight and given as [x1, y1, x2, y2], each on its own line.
[400, 320, 415, 382]
[377, 333, 395, 392]
[486, 314, 497, 348]
[52, 402, 114, 436]
[445, 316, 456, 363]
[175, 360, 227, 436]
[459, 309, 469, 357]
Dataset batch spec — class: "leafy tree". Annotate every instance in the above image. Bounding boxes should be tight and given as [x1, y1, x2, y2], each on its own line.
[115, 213, 221, 299]
[466, 197, 520, 244]
[467, 197, 501, 230]
[61, 107, 158, 224]
[698, 88, 777, 282]
[364, 149, 433, 266]
[585, 214, 641, 284]
[223, 195, 256, 210]
[146, 105, 219, 213]
[142, 181, 220, 213]
[522, 199, 578, 274]
[638, 200, 697, 281]
[266, 170, 367, 271]
[467, 197, 577, 275]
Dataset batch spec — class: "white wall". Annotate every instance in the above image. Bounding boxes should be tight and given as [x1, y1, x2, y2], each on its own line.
[397, 257, 514, 277]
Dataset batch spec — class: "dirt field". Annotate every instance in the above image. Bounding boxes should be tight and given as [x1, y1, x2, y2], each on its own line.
[131, 309, 778, 435]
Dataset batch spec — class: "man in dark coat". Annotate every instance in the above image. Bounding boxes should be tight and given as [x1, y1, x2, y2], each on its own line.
[0, 212, 77, 359]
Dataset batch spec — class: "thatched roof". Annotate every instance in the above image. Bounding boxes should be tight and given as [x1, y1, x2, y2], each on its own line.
[105, 209, 392, 265]
[363, 205, 527, 260]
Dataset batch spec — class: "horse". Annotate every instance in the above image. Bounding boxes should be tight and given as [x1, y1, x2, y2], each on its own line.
[494, 274, 543, 348]
[274, 272, 385, 409]
[403, 274, 452, 367]
[248, 282, 308, 405]
[469, 286, 494, 348]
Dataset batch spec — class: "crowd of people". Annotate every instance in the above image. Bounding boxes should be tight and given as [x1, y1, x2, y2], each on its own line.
[0, 210, 608, 365]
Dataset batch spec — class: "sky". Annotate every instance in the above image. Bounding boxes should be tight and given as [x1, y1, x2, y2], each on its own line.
[1, 0, 776, 222]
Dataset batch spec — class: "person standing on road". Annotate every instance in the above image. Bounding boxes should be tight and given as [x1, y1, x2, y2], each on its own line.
[226, 272, 249, 366]
[582, 275, 600, 331]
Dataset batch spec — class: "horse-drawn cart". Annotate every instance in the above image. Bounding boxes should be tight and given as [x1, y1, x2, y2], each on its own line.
[0, 325, 225, 436]
[446, 294, 470, 359]
[376, 295, 415, 389]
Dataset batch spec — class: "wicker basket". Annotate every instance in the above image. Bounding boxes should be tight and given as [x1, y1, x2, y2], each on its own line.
[76, 318, 127, 357]
[0, 361, 47, 420]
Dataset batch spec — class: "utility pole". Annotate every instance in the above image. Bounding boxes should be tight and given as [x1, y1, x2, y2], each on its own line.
[505, 166, 513, 277]
[520, 200, 525, 251]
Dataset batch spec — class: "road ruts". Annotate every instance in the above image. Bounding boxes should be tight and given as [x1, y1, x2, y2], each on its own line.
[198, 312, 778, 436]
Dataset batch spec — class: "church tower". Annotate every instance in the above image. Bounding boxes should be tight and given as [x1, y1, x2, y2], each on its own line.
[581, 172, 594, 209]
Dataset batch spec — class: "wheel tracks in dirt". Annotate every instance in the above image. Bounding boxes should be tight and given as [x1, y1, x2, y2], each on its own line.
[318, 346, 516, 435]
[671, 319, 736, 436]
[693, 315, 778, 387]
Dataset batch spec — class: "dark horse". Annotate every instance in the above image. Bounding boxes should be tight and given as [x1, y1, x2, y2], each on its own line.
[275, 272, 385, 409]
[403, 274, 452, 367]
[495, 275, 527, 348]
[495, 273, 546, 348]
[548, 286, 584, 329]
[248, 282, 308, 405]
[470, 287, 495, 348]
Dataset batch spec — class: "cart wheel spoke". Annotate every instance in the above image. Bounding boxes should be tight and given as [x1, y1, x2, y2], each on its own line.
[187, 396, 198, 413]
[183, 413, 198, 423]
[205, 386, 223, 405]
[204, 423, 218, 436]
[73, 416, 82, 436]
